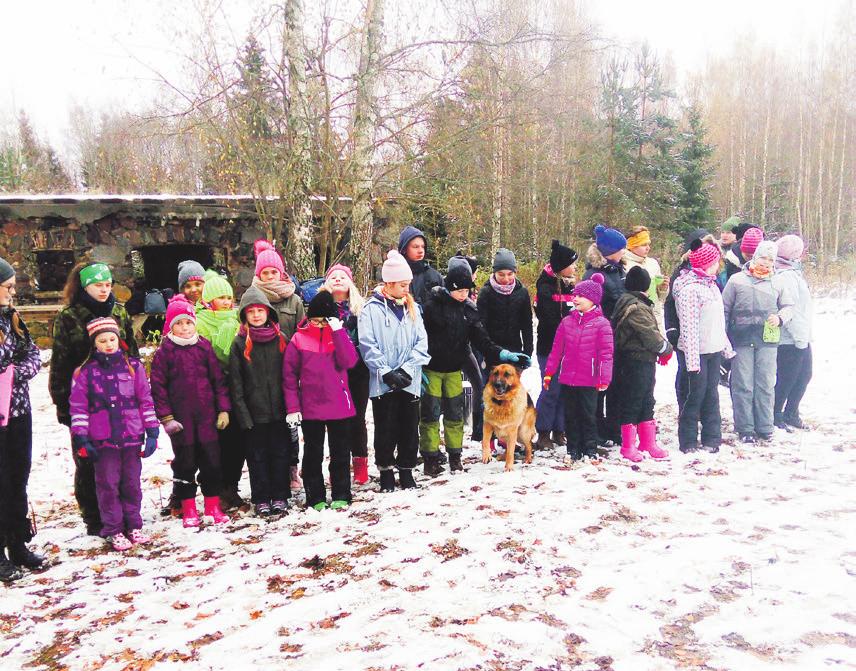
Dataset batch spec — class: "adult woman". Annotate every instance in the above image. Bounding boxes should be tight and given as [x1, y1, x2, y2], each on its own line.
[623, 225, 668, 324]
[0, 258, 45, 582]
[49, 262, 138, 535]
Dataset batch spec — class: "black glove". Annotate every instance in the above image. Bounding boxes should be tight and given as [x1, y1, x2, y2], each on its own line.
[72, 434, 99, 462]
[382, 368, 413, 391]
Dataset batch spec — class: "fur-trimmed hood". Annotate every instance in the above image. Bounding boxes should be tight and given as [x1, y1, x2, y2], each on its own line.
[585, 243, 608, 269]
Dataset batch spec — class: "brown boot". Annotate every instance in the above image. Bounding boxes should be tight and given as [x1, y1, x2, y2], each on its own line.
[534, 433, 553, 451]
[551, 431, 567, 446]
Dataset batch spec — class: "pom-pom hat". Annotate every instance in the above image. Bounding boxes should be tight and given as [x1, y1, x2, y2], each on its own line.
[381, 250, 413, 283]
[688, 239, 721, 271]
[254, 239, 286, 278]
[572, 273, 605, 305]
[165, 294, 196, 332]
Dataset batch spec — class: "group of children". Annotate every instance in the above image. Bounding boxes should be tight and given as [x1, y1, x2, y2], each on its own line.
[7, 220, 812, 559]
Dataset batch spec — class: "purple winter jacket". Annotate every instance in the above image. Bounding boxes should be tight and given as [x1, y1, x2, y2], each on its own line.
[149, 336, 231, 446]
[544, 306, 614, 388]
[283, 320, 358, 421]
[69, 352, 159, 447]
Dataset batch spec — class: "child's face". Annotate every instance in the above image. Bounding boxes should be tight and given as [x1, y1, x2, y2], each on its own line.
[94, 332, 119, 353]
[558, 265, 576, 281]
[171, 317, 197, 339]
[326, 270, 350, 296]
[85, 281, 112, 302]
[753, 257, 774, 273]
[384, 280, 411, 299]
[245, 305, 268, 327]
[450, 288, 469, 302]
[259, 267, 282, 283]
[0, 277, 16, 307]
[183, 280, 204, 304]
[573, 295, 595, 312]
[494, 270, 516, 286]
[629, 243, 650, 258]
[210, 295, 233, 311]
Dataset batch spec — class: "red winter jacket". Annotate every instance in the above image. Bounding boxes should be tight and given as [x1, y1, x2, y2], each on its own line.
[544, 307, 614, 388]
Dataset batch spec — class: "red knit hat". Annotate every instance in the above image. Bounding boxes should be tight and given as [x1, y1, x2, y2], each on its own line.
[165, 294, 196, 332]
[688, 239, 721, 271]
[254, 240, 286, 278]
[740, 227, 764, 257]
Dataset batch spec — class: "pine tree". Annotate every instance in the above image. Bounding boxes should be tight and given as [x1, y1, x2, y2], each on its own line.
[676, 103, 716, 233]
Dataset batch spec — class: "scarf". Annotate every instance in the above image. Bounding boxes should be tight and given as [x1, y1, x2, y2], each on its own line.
[252, 275, 295, 302]
[748, 262, 773, 280]
[167, 332, 200, 347]
[195, 307, 240, 366]
[376, 290, 405, 321]
[775, 257, 802, 272]
[336, 300, 353, 323]
[78, 290, 117, 318]
[489, 275, 516, 296]
[239, 322, 286, 361]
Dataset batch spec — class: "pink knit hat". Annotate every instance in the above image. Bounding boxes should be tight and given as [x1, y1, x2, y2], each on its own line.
[325, 263, 354, 282]
[381, 250, 413, 283]
[165, 294, 196, 332]
[254, 240, 286, 278]
[572, 273, 605, 304]
[776, 234, 804, 261]
[689, 239, 721, 271]
[740, 227, 764, 257]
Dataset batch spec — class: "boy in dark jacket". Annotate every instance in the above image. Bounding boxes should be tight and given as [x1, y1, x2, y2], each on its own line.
[476, 248, 533, 363]
[534, 240, 577, 450]
[398, 226, 444, 305]
[610, 267, 673, 462]
[228, 286, 290, 516]
[420, 264, 524, 475]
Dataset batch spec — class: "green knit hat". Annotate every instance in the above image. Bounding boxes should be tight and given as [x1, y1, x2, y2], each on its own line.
[80, 263, 112, 288]
[201, 269, 234, 302]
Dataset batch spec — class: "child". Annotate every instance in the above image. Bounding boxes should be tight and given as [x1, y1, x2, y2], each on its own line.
[194, 270, 243, 510]
[722, 240, 794, 443]
[672, 240, 733, 453]
[284, 292, 358, 510]
[610, 266, 673, 462]
[542, 274, 613, 461]
[251, 240, 304, 490]
[49, 262, 139, 536]
[320, 264, 370, 485]
[358, 251, 431, 492]
[178, 260, 206, 305]
[534, 240, 578, 450]
[228, 286, 290, 516]
[420, 263, 514, 476]
[773, 235, 813, 430]
[150, 296, 231, 528]
[0, 258, 45, 581]
[68, 318, 160, 551]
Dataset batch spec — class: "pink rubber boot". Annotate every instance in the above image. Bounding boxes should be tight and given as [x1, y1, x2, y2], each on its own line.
[620, 424, 643, 463]
[637, 420, 669, 459]
[181, 499, 201, 528]
[203, 496, 230, 524]
[352, 457, 369, 485]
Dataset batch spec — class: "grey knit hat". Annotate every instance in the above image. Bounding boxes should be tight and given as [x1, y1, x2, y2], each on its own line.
[492, 248, 517, 272]
[0, 257, 14, 284]
[177, 260, 205, 290]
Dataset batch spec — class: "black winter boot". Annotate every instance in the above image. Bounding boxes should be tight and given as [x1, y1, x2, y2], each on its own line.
[0, 547, 23, 583]
[398, 469, 418, 489]
[379, 469, 396, 493]
[423, 453, 445, 477]
[437, 451, 448, 465]
[8, 541, 46, 571]
[448, 452, 463, 472]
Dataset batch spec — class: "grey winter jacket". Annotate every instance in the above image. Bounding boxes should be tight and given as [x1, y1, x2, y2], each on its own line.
[358, 292, 431, 398]
[775, 263, 812, 348]
[722, 267, 795, 347]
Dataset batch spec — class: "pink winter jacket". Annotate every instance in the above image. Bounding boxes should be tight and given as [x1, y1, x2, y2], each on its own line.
[545, 307, 614, 388]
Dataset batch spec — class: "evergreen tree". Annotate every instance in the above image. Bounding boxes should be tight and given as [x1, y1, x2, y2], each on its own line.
[676, 103, 716, 233]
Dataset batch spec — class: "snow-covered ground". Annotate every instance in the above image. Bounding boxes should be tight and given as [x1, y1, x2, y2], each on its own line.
[2, 297, 855, 671]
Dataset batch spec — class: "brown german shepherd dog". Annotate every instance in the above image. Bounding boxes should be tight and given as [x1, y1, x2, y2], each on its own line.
[481, 364, 537, 471]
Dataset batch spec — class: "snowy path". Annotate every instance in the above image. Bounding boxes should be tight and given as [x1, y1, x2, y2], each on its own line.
[1, 298, 854, 670]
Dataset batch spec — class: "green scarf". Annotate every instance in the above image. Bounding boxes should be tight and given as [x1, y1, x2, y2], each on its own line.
[195, 306, 240, 366]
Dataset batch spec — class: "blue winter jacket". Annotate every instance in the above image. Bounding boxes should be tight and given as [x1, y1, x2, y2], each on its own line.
[358, 292, 431, 398]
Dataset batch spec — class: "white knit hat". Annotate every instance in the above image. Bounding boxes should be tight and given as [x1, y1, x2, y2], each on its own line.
[381, 250, 413, 283]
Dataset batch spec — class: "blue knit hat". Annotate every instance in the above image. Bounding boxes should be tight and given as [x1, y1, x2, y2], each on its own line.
[594, 225, 627, 257]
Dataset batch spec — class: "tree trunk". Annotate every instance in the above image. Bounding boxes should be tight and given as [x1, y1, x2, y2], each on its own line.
[759, 96, 771, 224]
[834, 115, 847, 260]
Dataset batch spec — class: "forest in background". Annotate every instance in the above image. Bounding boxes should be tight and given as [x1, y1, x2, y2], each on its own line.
[1, 0, 854, 283]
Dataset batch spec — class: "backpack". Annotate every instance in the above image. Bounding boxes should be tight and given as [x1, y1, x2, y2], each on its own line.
[144, 289, 167, 315]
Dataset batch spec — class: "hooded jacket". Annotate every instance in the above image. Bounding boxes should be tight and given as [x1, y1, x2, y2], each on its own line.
[357, 291, 431, 398]
[774, 263, 812, 348]
[534, 267, 574, 357]
[422, 286, 503, 372]
[722, 267, 795, 348]
[398, 226, 443, 305]
[583, 244, 626, 319]
[476, 279, 533, 356]
[544, 306, 613, 388]
[611, 292, 672, 363]
[228, 286, 287, 430]
[0, 309, 41, 421]
[283, 319, 358, 421]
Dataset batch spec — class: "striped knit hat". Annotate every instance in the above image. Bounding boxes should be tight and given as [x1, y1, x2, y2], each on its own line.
[86, 317, 121, 342]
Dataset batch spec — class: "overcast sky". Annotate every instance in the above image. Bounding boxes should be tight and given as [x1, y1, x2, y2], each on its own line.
[0, 0, 842, 153]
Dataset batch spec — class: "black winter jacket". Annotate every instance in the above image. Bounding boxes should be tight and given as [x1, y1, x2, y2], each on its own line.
[423, 287, 503, 372]
[407, 260, 443, 305]
[476, 279, 533, 356]
[228, 334, 287, 430]
[534, 269, 574, 357]
[582, 244, 626, 320]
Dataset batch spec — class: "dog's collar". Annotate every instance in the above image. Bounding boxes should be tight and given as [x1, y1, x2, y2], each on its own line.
[490, 397, 506, 405]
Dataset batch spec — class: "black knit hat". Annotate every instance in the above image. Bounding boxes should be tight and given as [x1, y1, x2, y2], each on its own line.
[732, 223, 759, 240]
[683, 228, 710, 252]
[549, 240, 578, 272]
[307, 291, 339, 319]
[624, 265, 651, 293]
[444, 263, 475, 291]
[451, 250, 478, 274]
